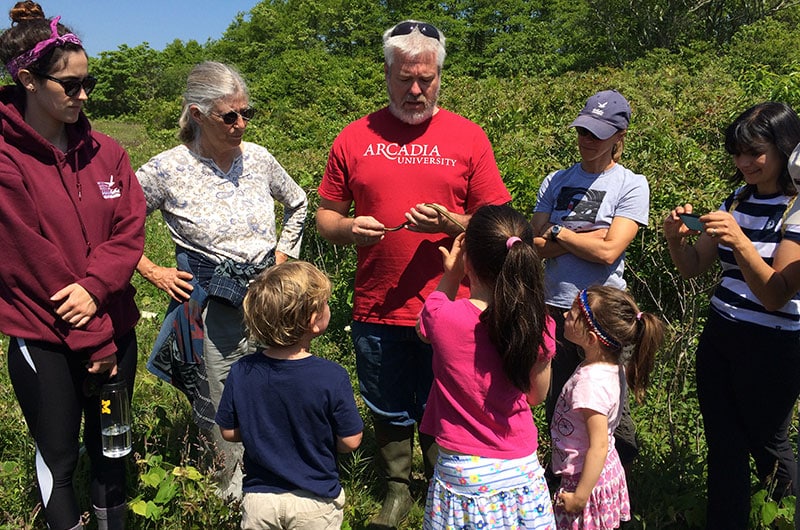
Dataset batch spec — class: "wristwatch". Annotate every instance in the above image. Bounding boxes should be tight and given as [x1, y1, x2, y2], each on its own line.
[550, 224, 563, 242]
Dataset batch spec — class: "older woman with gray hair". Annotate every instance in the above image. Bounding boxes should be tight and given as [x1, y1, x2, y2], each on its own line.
[136, 61, 307, 499]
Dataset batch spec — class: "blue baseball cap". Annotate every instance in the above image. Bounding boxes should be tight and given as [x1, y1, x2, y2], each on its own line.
[569, 89, 631, 140]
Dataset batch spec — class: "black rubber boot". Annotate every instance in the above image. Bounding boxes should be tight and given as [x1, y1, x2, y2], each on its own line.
[419, 431, 439, 482]
[368, 421, 414, 529]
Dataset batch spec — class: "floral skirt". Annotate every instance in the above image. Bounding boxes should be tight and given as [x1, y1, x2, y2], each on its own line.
[423, 450, 555, 530]
[553, 447, 630, 530]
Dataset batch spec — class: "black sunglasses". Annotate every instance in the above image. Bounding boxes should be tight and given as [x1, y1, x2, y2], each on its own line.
[390, 21, 441, 41]
[35, 72, 97, 97]
[212, 107, 256, 125]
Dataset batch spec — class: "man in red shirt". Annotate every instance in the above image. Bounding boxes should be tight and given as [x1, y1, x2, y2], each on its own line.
[317, 19, 511, 528]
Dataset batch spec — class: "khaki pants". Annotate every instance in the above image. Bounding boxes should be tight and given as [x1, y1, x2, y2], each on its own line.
[241, 488, 346, 530]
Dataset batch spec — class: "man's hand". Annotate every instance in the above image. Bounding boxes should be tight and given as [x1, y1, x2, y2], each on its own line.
[351, 215, 386, 246]
[406, 203, 466, 236]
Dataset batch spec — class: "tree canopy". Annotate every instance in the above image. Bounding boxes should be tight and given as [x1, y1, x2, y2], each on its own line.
[85, 0, 800, 122]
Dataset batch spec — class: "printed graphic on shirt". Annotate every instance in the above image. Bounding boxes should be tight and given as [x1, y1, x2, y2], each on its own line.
[97, 175, 122, 199]
[552, 394, 573, 462]
[362, 142, 457, 167]
[554, 415, 575, 437]
[763, 208, 785, 231]
[554, 187, 607, 223]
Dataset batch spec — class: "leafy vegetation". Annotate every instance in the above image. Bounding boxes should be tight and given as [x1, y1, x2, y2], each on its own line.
[2, 0, 800, 528]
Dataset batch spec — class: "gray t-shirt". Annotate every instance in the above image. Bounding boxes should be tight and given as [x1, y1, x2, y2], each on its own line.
[534, 162, 650, 309]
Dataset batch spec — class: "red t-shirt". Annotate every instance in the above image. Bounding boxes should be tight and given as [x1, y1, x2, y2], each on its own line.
[319, 107, 511, 325]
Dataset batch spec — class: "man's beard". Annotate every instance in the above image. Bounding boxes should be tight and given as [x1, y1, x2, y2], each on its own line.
[388, 87, 439, 125]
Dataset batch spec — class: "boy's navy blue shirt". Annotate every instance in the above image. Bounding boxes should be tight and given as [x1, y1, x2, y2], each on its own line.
[216, 351, 364, 498]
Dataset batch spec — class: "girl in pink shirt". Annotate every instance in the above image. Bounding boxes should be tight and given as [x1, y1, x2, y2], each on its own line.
[551, 286, 664, 529]
[418, 204, 557, 529]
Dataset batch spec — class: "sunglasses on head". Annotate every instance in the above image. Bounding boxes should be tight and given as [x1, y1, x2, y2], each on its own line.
[34, 72, 97, 97]
[390, 21, 441, 41]
[212, 106, 256, 125]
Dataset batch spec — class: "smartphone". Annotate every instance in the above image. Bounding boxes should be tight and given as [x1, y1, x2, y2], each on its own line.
[679, 212, 704, 231]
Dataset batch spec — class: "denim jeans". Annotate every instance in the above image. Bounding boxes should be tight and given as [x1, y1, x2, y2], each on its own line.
[351, 321, 433, 427]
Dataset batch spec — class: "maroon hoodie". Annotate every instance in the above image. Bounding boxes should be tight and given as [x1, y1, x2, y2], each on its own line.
[0, 86, 145, 361]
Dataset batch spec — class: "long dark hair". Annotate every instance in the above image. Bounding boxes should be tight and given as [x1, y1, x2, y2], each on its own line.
[724, 101, 800, 200]
[465, 204, 549, 393]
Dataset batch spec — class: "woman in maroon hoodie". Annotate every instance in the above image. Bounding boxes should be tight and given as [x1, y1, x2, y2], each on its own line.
[0, 3, 145, 529]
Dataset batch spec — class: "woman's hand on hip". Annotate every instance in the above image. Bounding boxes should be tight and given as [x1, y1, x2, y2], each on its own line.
[145, 264, 194, 302]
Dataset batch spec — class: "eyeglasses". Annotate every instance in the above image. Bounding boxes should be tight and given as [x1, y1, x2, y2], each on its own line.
[390, 21, 441, 41]
[575, 127, 601, 140]
[35, 72, 97, 97]
[211, 107, 256, 125]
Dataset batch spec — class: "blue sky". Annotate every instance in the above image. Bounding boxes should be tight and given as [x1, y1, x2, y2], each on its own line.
[23, 1, 260, 57]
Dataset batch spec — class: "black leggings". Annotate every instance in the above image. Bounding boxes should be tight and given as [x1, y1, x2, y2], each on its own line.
[7, 331, 137, 530]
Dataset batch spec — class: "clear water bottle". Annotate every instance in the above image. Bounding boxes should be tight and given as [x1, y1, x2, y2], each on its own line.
[99, 380, 132, 458]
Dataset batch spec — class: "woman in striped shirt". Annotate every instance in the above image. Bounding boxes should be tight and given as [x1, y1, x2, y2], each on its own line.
[664, 101, 800, 530]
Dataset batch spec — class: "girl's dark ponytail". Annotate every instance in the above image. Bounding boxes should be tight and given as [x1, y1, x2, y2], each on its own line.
[466, 205, 550, 393]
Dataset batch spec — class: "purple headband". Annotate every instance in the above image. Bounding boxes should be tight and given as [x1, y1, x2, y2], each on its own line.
[6, 16, 83, 80]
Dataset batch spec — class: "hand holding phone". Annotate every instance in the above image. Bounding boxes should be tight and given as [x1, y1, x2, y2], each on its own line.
[679, 212, 704, 231]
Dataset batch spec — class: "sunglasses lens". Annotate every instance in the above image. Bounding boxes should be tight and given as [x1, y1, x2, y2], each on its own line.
[240, 107, 255, 120]
[418, 23, 440, 40]
[390, 21, 413, 37]
[34, 72, 96, 97]
[63, 76, 96, 97]
[83, 76, 97, 96]
[219, 108, 255, 124]
[62, 81, 81, 97]
[390, 21, 440, 41]
[221, 111, 239, 125]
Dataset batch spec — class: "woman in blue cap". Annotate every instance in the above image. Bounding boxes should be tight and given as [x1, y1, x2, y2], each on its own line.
[531, 89, 650, 490]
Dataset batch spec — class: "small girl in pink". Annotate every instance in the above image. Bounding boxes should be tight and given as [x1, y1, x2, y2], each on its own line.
[551, 286, 664, 529]
[418, 204, 557, 530]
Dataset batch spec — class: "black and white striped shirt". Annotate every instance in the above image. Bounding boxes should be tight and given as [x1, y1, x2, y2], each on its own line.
[711, 188, 800, 330]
